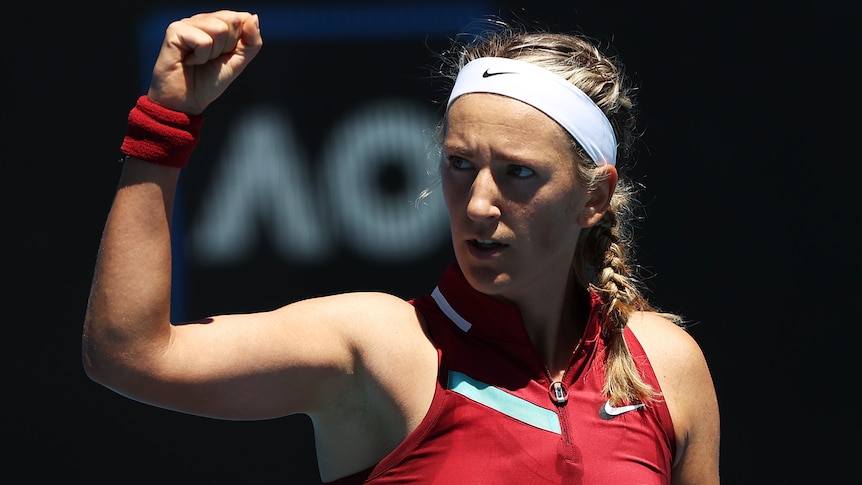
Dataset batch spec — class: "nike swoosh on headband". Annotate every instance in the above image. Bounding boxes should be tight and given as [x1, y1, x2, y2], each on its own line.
[482, 68, 516, 78]
[599, 400, 645, 420]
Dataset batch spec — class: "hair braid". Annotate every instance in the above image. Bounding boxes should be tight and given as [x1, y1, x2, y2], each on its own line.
[579, 198, 657, 405]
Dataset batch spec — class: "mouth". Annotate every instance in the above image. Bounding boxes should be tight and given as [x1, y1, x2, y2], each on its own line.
[467, 239, 508, 253]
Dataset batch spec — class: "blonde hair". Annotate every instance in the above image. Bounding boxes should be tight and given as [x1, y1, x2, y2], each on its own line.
[435, 23, 682, 406]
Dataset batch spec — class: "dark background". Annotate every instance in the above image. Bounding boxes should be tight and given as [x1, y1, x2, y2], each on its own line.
[7, 0, 857, 483]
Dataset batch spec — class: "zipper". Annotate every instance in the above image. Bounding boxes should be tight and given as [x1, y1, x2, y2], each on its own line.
[545, 336, 583, 446]
[548, 372, 581, 479]
[547, 376, 571, 444]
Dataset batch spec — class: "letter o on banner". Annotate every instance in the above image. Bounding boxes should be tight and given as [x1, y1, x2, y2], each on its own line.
[322, 100, 448, 261]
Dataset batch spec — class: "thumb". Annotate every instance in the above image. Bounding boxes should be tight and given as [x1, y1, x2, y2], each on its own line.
[223, 13, 263, 75]
[239, 14, 264, 59]
[210, 13, 263, 86]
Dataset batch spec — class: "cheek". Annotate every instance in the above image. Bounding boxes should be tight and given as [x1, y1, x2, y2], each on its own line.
[441, 172, 468, 212]
[441, 176, 457, 211]
[522, 197, 582, 247]
[533, 183, 583, 219]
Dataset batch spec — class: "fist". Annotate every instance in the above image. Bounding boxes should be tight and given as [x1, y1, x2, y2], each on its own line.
[147, 10, 264, 114]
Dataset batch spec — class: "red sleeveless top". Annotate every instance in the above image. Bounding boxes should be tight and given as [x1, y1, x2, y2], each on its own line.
[327, 262, 675, 484]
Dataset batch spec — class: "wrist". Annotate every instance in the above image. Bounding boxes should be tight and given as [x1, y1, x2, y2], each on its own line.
[120, 95, 204, 168]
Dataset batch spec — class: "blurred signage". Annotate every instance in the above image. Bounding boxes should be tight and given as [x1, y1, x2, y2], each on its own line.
[136, 3, 490, 319]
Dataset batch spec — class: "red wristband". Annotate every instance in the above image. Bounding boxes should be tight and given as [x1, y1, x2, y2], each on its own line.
[120, 95, 204, 168]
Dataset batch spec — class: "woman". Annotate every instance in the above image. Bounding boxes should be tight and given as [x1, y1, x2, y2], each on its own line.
[83, 10, 719, 484]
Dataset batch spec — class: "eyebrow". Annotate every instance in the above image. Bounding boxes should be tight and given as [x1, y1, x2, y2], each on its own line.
[443, 140, 546, 168]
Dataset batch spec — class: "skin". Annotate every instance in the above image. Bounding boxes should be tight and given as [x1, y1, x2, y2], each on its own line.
[82, 10, 718, 484]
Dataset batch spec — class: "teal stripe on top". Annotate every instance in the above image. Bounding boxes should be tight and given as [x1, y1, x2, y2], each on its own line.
[448, 371, 561, 434]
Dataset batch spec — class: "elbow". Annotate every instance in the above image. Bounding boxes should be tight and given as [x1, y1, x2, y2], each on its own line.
[80, 324, 159, 393]
[81, 336, 163, 401]
[81, 333, 119, 388]
[81, 304, 174, 398]
[82, 309, 127, 387]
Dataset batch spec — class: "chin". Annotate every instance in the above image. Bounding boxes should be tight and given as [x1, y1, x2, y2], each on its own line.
[459, 261, 513, 298]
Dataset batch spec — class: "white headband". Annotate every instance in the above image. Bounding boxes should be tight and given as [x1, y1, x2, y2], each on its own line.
[447, 57, 617, 166]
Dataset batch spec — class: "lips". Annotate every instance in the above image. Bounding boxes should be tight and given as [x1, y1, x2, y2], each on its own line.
[470, 239, 504, 249]
[467, 239, 508, 257]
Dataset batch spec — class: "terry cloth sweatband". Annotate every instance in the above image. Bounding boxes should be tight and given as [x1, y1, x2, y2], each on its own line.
[120, 95, 204, 168]
[447, 57, 617, 166]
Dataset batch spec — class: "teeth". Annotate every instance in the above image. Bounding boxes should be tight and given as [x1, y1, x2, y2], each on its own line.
[473, 239, 497, 248]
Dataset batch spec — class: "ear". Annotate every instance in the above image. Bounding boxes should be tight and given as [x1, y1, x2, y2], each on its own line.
[577, 164, 618, 228]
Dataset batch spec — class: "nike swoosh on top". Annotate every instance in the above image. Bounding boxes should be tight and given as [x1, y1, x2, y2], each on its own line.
[599, 400, 645, 420]
[482, 68, 517, 78]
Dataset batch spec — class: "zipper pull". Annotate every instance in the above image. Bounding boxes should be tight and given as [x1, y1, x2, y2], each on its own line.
[549, 381, 568, 406]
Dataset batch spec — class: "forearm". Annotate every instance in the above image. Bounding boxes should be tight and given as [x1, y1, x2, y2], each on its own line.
[83, 158, 180, 383]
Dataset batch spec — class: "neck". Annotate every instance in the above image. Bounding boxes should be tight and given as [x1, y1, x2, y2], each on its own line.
[518, 281, 590, 380]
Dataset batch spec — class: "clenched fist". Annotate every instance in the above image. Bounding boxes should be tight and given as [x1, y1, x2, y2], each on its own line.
[147, 10, 263, 114]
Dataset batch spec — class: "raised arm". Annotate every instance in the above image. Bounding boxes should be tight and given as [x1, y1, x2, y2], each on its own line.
[81, 11, 436, 424]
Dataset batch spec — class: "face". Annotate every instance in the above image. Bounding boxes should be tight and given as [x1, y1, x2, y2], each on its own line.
[441, 93, 594, 304]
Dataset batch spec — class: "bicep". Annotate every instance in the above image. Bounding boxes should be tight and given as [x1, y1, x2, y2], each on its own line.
[135, 294, 378, 420]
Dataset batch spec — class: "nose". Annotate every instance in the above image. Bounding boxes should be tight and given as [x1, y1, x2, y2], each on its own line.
[466, 169, 502, 221]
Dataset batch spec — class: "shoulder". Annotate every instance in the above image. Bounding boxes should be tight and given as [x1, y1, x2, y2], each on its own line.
[625, 311, 715, 410]
[270, 291, 437, 478]
[277, 291, 421, 329]
[626, 312, 706, 373]
[265, 290, 436, 391]
[332, 291, 432, 348]
[296, 290, 437, 391]
[627, 312, 720, 482]
[286, 291, 433, 357]
[301, 292, 438, 470]
[287, 291, 438, 405]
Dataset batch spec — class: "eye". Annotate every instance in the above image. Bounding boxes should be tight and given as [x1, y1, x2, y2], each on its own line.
[449, 156, 474, 170]
[507, 165, 535, 178]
